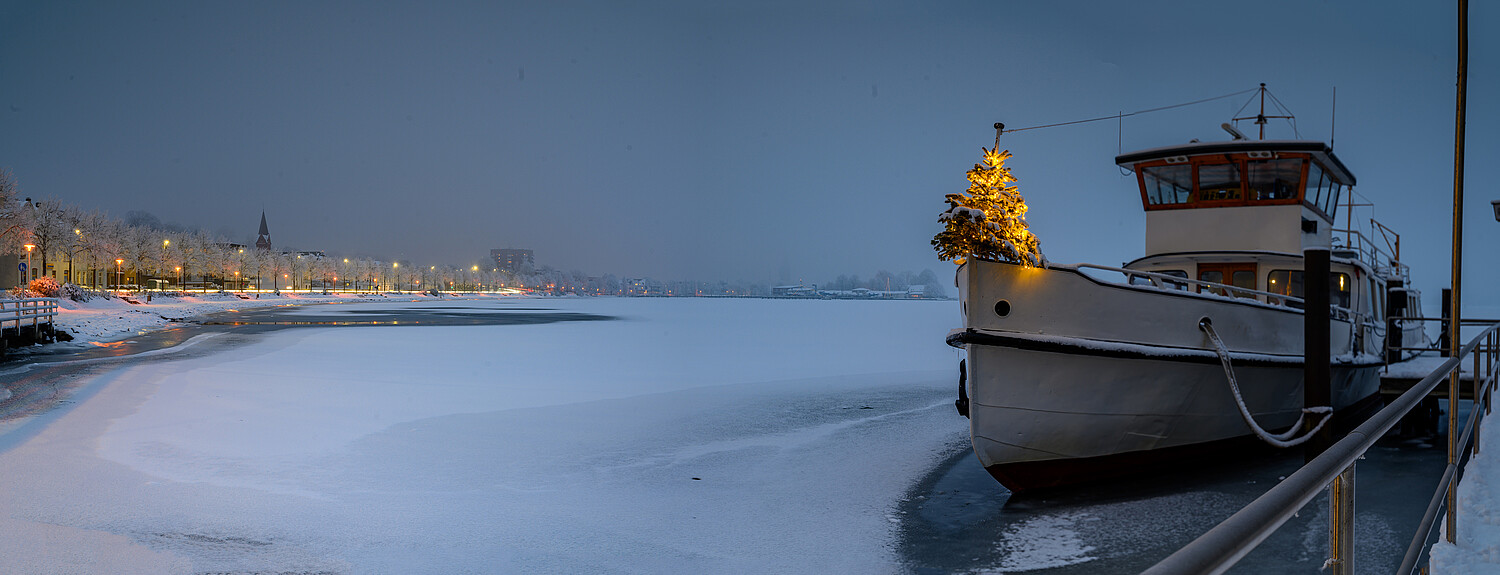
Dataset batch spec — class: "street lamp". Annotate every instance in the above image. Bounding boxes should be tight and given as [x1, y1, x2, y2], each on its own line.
[175, 266, 181, 290]
[22, 243, 34, 285]
[162, 239, 170, 289]
[115, 258, 123, 292]
[392, 262, 399, 293]
[70, 228, 80, 285]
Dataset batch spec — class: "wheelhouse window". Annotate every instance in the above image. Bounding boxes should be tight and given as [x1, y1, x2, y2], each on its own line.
[1247, 158, 1304, 201]
[1305, 161, 1343, 216]
[1141, 164, 1192, 206]
[1195, 162, 1243, 202]
[1132, 151, 1348, 212]
[1267, 269, 1352, 308]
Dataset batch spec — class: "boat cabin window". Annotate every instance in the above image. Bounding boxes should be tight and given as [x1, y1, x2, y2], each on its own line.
[1196, 162, 1243, 202]
[1134, 152, 1347, 217]
[1266, 269, 1352, 308]
[1129, 270, 1188, 290]
[1141, 164, 1193, 206]
[1197, 263, 1256, 298]
[1306, 162, 1343, 216]
[1247, 158, 1304, 200]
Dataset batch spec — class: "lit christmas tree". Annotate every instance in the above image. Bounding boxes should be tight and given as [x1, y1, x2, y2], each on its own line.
[933, 146, 1044, 267]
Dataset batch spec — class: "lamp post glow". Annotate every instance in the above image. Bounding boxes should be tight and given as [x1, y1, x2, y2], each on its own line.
[22, 243, 34, 285]
[162, 239, 170, 290]
[115, 258, 123, 292]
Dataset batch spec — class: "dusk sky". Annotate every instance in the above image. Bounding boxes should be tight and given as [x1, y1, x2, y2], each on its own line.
[1, 1, 1496, 300]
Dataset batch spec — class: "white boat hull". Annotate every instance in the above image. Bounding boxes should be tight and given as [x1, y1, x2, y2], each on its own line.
[954, 259, 1382, 492]
[960, 336, 1380, 490]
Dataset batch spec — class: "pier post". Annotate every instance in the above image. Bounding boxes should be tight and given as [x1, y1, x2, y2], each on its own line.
[1305, 248, 1332, 462]
[1440, 288, 1452, 357]
[1329, 463, 1355, 575]
[1386, 279, 1406, 365]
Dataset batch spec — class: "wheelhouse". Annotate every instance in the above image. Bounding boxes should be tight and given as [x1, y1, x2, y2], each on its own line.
[1117, 140, 1355, 221]
[1114, 140, 1356, 258]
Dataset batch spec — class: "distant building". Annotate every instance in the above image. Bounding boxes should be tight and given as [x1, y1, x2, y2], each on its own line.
[255, 212, 272, 251]
[490, 248, 533, 273]
[772, 284, 817, 297]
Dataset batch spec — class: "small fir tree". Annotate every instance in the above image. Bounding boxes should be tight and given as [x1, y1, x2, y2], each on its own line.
[932, 147, 1044, 267]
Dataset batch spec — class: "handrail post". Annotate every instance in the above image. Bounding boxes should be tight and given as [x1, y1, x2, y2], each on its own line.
[1329, 463, 1355, 574]
[1447, 0, 1469, 544]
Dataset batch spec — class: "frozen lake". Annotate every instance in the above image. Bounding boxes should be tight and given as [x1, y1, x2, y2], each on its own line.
[0, 297, 968, 574]
[0, 296, 1454, 573]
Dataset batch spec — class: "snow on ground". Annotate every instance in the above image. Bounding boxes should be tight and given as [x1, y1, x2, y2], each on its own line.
[0, 297, 967, 574]
[1430, 398, 1500, 573]
[51, 290, 421, 344]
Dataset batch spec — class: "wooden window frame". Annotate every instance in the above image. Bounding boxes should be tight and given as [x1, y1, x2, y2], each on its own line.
[1197, 263, 1258, 297]
[1135, 152, 1312, 212]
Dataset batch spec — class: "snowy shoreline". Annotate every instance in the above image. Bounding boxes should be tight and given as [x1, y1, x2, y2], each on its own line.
[48, 291, 504, 345]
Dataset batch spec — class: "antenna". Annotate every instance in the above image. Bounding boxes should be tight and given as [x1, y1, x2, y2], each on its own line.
[1330, 86, 1337, 147]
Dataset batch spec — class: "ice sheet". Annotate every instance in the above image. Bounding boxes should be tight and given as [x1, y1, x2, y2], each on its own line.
[0, 297, 967, 573]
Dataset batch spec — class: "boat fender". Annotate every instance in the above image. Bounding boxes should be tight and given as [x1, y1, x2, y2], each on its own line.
[1199, 319, 1333, 448]
[955, 359, 969, 418]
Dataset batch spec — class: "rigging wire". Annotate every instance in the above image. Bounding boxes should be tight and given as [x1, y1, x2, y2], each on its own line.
[1264, 89, 1302, 139]
[1001, 87, 1259, 135]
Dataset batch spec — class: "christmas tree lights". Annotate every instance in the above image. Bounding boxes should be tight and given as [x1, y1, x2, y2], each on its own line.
[932, 146, 1044, 267]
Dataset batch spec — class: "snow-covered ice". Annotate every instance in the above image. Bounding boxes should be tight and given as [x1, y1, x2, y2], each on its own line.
[0, 297, 967, 573]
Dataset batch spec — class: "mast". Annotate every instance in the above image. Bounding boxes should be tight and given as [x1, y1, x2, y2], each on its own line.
[1233, 83, 1293, 140]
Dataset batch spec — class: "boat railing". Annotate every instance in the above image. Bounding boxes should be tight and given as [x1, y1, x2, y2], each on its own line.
[1067, 263, 1306, 309]
[1140, 320, 1500, 575]
[1333, 224, 1409, 282]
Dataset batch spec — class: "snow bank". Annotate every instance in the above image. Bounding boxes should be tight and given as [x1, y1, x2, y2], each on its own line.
[1429, 404, 1500, 573]
[50, 291, 492, 345]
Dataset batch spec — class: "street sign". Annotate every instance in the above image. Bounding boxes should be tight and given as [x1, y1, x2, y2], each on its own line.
[18, 262, 27, 273]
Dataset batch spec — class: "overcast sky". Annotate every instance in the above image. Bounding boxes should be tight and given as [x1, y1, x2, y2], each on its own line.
[1, 1, 1496, 301]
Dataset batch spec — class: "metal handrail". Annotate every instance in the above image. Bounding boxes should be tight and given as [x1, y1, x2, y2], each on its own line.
[1141, 321, 1500, 575]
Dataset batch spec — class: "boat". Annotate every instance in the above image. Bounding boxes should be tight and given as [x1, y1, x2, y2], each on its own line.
[946, 109, 1431, 493]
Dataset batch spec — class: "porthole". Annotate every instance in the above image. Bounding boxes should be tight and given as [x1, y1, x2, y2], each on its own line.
[994, 300, 1011, 317]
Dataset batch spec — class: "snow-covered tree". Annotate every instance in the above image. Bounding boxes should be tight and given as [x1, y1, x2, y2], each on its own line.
[933, 147, 1044, 267]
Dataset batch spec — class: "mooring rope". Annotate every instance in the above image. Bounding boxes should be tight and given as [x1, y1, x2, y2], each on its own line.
[1199, 318, 1332, 448]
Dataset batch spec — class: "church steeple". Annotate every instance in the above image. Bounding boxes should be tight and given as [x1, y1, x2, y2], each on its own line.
[255, 211, 272, 251]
